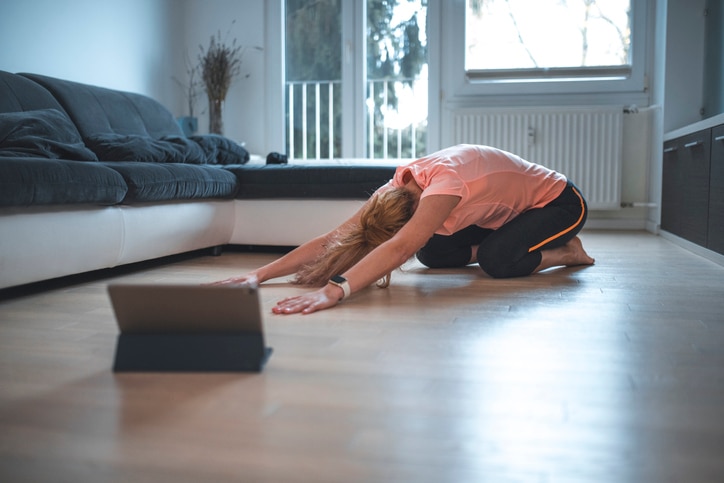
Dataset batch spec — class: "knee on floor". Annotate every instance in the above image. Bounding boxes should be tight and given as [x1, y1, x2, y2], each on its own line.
[476, 246, 525, 279]
[416, 247, 471, 269]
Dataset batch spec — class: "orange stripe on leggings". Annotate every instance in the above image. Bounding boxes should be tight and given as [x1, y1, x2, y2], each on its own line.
[527, 186, 586, 253]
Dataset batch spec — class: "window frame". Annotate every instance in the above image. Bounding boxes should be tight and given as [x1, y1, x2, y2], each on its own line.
[440, 0, 652, 108]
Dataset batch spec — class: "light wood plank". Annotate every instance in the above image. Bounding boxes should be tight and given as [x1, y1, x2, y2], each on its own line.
[1, 231, 724, 482]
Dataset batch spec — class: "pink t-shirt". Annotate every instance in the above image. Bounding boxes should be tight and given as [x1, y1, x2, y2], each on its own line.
[391, 144, 567, 235]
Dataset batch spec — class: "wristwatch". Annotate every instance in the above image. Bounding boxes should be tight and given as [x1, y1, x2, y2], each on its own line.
[328, 275, 351, 300]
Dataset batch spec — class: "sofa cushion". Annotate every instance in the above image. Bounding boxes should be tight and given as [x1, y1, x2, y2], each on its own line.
[0, 158, 127, 207]
[189, 135, 250, 165]
[0, 109, 98, 161]
[227, 164, 396, 199]
[20, 73, 184, 140]
[85, 133, 207, 164]
[102, 162, 238, 202]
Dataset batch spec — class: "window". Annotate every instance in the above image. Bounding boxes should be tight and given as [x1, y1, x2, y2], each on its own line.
[466, 0, 632, 81]
[284, 0, 428, 160]
[440, 0, 649, 106]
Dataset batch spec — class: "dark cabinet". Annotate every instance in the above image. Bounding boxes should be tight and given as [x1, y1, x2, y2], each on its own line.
[661, 129, 711, 247]
[708, 125, 724, 254]
[662, 123, 723, 255]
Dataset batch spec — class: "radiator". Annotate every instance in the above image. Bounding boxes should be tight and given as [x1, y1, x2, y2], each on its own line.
[449, 106, 623, 210]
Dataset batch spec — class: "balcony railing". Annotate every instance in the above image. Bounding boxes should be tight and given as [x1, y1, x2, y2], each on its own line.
[286, 78, 427, 161]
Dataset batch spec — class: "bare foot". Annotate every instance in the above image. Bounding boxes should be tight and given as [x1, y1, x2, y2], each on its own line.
[563, 236, 595, 266]
[535, 236, 594, 273]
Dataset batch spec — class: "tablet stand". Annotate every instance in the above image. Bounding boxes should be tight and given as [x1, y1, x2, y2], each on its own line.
[112, 332, 273, 372]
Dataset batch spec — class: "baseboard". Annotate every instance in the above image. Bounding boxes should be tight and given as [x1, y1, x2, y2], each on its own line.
[659, 230, 724, 268]
[584, 218, 649, 230]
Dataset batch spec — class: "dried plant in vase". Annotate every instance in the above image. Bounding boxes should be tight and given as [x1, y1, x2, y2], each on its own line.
[198, 23, 261, 135]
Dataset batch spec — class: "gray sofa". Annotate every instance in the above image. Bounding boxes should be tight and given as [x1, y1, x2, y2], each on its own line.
[0, 71, 396, 289]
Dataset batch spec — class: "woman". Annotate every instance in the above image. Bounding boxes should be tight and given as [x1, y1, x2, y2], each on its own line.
[215, 144, 595, 314]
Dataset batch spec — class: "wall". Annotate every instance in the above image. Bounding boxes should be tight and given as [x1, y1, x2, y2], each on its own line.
[180, 0, 266, 153]
[664, 0, 707, 132]
[648, 0, 668, 232]
[0, 0, 267, 153]
[703, 0, 724, 118]
[0, 0, 180, 109]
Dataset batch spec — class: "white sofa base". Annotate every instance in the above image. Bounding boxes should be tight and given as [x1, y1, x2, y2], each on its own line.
[115, 201, 235, 265]
[229, 199, 364, 246]
[0, 198, 364, 289]
[1, 206, 124, 289]
[0, 201, 234, 289]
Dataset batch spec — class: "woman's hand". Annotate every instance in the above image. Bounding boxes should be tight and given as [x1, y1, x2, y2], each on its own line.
[272, 284, 343, 315]
[209, 272, 260, 288]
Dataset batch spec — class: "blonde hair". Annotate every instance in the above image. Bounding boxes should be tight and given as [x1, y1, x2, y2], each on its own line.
[293, 187, 416, 287]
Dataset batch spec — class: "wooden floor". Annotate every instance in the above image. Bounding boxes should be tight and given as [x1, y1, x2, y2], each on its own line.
[1, 231, 723, 483]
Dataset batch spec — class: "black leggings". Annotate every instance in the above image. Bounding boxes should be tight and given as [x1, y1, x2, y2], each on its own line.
[416, 181, 588, 278]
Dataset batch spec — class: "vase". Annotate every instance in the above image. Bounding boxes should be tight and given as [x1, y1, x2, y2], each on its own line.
[209, 97, 224, 135]
[177, 116, 198, 137]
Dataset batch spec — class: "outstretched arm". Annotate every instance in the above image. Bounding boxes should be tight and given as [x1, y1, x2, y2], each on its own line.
[212, 200, 371, 287]
[272, 194, 460, 314]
